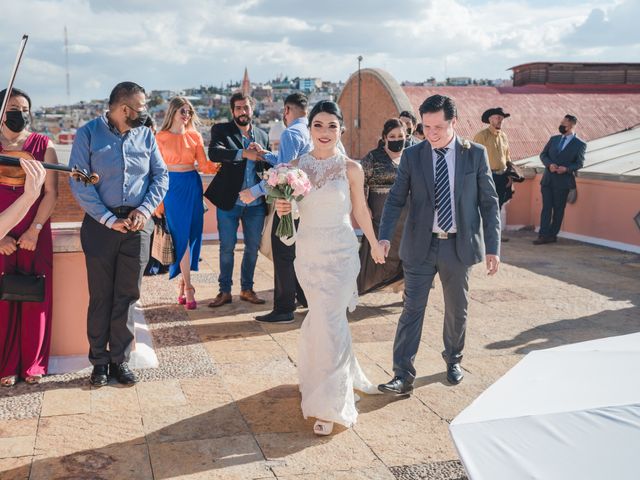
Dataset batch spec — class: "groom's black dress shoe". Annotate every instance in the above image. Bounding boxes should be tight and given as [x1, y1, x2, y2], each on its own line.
[255, 311, 295, 324]
[446, 363, 464, 385]
[90, 365, 109, 387]
[378, 376, 414, 395]
[109, 362, 138, 385]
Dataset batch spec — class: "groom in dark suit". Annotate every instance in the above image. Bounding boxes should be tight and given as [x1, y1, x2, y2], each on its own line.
[533, 114, 586, 245]
[377, 94, 501, 393]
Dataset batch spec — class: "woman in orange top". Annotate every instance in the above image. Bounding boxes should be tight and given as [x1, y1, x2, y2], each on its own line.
[156, 96, 216, 309]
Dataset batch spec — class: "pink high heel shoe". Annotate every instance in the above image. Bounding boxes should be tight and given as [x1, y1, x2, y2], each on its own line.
[185, 287, 196, 310]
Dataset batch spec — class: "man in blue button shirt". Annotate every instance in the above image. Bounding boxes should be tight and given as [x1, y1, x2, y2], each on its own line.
[204, 92, 270, 307]
[239, 93, 312, 324]
[69, 81, 168, 387]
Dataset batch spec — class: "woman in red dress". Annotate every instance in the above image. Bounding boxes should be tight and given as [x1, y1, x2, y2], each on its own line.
[0, 87, 58, 386]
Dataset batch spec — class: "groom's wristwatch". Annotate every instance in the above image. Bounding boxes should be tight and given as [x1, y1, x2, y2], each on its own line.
[33, 223, 43, 232]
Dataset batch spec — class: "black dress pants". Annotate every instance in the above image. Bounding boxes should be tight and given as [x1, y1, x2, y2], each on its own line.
[271, 214, 306, 313]
[80, 213, 152, 365]
[492, 172, 511, 209]
[539, 186, 570, 238]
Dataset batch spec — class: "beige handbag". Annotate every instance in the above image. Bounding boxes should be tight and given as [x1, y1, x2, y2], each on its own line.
[259, 205, 275, 261]
[151, 217, 176, 266]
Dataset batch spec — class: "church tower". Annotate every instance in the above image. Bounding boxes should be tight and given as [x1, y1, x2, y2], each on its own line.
[241, 67, 251, 96]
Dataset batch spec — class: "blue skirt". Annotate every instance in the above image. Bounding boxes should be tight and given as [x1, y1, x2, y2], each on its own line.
[164, 170, 204, 280]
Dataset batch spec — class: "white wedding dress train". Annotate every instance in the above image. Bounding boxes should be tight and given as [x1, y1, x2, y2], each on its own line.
[294, 152, 378, 428]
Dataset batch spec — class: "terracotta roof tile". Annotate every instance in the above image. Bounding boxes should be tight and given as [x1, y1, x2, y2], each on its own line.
[402, 85, 640, 160]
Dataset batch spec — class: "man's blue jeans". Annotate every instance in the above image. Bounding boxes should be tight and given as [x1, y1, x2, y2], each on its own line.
[216, 203, 266, 293]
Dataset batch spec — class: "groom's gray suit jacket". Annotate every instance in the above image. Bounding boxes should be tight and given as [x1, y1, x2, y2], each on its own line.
[379, 137, 501, 266]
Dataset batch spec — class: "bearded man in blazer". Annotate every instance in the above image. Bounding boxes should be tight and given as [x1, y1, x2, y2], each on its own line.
[533, 114, 586, 245]
[205, 92, 270, 307]
[377, 94, 501, 394]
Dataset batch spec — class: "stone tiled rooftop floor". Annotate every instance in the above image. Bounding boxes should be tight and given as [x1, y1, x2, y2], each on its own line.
[1, 231, 638, 479]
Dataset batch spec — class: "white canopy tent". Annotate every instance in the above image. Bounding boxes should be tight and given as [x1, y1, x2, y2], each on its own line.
[450, 333, 640, 479]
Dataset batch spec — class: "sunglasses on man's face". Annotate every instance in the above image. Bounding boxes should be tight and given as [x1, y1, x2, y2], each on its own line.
[179, 108, 194, 117]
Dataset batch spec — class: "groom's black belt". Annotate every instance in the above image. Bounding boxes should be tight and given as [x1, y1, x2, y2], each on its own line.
[432, 232, 456, 239]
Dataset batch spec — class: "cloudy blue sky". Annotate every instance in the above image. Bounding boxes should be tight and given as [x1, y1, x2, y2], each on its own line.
[1, 0, 638, 108]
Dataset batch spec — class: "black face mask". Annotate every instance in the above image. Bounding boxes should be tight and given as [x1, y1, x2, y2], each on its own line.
[5, 110, 29, 133]
[406, 128, 413, 136]
[126, 108, 149, 128]
[387, 139, 404, 153]
[558, 125, 568, 134]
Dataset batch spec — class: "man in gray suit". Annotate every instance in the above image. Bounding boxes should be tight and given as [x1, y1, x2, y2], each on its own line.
[377, 95, 501, 394]
[533, 114, 586, 245]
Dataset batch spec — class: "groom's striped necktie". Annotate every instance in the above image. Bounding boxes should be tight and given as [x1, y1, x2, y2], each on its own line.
[434, 147, 453, 232]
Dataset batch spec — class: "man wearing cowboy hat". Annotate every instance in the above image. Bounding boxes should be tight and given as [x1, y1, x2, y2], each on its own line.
[474, 107, 513, 241]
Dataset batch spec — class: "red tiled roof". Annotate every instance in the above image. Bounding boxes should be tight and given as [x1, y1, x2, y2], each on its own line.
[402, 85, 640, 160]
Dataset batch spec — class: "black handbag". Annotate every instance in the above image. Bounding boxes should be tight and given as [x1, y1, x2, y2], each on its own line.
[0, 251, 45, 302]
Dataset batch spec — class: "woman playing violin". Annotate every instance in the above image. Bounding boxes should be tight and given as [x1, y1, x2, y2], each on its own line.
[0, 87, 58, 387]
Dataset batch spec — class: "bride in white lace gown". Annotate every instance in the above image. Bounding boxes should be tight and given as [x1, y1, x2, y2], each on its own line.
[275, 101, 386, 435]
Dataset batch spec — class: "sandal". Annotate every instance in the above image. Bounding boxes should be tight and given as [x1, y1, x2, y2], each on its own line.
[313, 419, 334, 436]
[25, 375, 42, 385]
[1, 375, 17, 387]
[184, 286, 197, 310]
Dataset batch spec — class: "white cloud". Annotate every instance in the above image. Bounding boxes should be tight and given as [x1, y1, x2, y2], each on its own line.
[83, 78, 101, 90]
[0, 0, 636, 108]
[67, 44, 91, 54]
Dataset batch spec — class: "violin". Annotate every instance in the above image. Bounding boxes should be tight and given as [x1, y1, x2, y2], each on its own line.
[0, 150, 99, 185]
[0, 35, 98, 186]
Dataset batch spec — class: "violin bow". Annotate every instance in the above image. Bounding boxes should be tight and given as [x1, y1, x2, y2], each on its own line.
[0, 34, 99, 186]
[0, 34, 28, 128]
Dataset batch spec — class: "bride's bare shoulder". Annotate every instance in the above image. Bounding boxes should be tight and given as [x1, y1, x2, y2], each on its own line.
[346, 158, 363, 173]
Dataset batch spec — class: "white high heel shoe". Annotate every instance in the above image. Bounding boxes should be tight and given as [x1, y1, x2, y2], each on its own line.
[313, 419, 334, 436]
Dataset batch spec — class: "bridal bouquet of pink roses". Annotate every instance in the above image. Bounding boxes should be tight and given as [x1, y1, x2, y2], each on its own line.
[263, 164, 312, 242]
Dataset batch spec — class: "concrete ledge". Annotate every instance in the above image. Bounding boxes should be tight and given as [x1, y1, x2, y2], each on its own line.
[51, 222, 82, 253]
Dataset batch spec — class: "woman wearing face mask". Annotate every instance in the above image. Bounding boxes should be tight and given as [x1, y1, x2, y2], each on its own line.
[155, 96, 217, 309]
[0, 87, 58, 387]
[357, 118, 407, 294]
